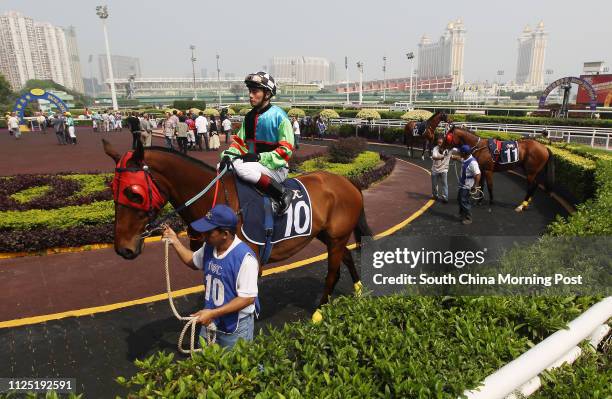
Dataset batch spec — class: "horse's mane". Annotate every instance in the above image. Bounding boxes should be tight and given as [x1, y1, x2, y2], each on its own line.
[145, 146, 217, 173]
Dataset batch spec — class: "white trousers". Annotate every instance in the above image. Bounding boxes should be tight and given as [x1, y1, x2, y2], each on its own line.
[230, 158, 288, 184]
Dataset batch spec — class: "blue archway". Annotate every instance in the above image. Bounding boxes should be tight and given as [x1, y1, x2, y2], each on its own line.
[12, 88, 70, 124]
[538, 77, 597, 111]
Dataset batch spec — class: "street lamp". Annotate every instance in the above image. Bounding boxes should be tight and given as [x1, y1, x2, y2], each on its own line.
[216, 54, 221, 106]
[96, 5, 118, 110]
[291, 59, 296, 103]
[345, 56, 350, 104]
[190, 45, 197, 100]
[382, 56, 387, 102]
[356, 61, 364, 105]
[406, 52, 415, 106]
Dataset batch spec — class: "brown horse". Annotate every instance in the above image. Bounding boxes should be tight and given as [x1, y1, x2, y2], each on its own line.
[403, 111, 448, 159]
[442, 126, 552, 212]
[102, 139, 371, 320]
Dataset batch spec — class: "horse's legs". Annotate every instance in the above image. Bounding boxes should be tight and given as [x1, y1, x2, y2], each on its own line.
[342, 248, 363, 296]
[485, 170, 495, 205]
[421, 139, 427, 160]
[515, 173, 538, 212]
[312, 233, 351, 323]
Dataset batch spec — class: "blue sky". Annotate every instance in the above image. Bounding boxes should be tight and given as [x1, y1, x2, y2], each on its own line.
[2, 0, 610, 83]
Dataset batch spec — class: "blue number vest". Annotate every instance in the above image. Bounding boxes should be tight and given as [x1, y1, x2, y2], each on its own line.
[201, 240, 260, 334]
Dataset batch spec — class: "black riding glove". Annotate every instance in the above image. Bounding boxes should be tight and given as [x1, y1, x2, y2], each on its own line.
[241, 153, 260, 163]
[219, 155, 233, 171]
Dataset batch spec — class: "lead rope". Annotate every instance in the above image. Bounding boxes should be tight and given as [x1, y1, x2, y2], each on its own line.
[163, 238, 216, 354]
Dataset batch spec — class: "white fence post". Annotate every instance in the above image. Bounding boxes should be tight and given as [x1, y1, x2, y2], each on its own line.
[591, 130, 596, 148]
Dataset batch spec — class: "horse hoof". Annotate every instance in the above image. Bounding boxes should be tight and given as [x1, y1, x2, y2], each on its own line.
[312, 309, 323, 324]
[354, 281, 363, 297]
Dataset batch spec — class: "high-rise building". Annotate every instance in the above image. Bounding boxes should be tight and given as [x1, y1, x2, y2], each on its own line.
[270, 56, 332, 84]
[96, 54, 141, 84]
[0, 11, 84, 92]
[515, 22, 547, 88]
[63, 26, 84, 93]
[417, 19, 466, 87]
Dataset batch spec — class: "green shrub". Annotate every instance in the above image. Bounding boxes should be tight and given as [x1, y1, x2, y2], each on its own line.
[203, 108, 220, 117]
[319, 109, 340, 119]
[0, 201, 115, 230]
[10, 185, 51, 203]
[547, 146, 596, 203]
[328, 137, 368, 163]
[338, 124, 356, 138]
[465, 114, 612, 128]
[239, 107, 251, 116]
[549, 159, 612, 235]
[382, 128, 404, 143]
[356, 109, 381, 120]
[401, 109, 433, 120]
[172, 100, 206, 110]
[64, 174, 112, 197]
[287, 108, 305, 118]
[337, 109, 359, 118]
[474, 130, 523, 140]
[117, 295, 599, 398]
[378, 110, 404, 119]
[300, 151, 380, 178]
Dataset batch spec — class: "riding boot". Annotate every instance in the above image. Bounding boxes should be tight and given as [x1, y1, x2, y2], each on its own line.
[256, 175, 293, 215]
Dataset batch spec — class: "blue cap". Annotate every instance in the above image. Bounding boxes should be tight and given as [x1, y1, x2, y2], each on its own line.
[459, 144, 472, 154]
[190, 204, 238, 232]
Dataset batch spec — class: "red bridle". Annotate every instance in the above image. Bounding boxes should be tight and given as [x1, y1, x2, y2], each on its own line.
[111, 151, 166, 214]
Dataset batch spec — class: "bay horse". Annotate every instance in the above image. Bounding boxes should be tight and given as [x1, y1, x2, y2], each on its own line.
[403, 111, 448, 159]
[102, 139, 372, 320]
[442, 126, 552, 212]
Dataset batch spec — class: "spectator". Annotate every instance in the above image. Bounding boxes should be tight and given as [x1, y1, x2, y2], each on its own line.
[163, 112, 176, 149]
[65, 112, 77, 144]
[222, 116, 232, 144]
[139, 114, 153, 147]
[316, 116, 326, 139]
[51, 113, 66, 145]
[108, 113, 116, 133]
[186, 114, 196, 150]
[176, 114, 189, 154]
[8, 112, 21, 139]
[195, 111, 209, 151]
[430, 136, 452, 203]
[291, 116, 300, 150]
[126, 111, 142, 150]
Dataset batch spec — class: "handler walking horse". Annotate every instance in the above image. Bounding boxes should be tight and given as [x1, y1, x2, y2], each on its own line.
[404, 112, 448, 159]
[103, 139, 371, 320]
[442, 126, 552, 212]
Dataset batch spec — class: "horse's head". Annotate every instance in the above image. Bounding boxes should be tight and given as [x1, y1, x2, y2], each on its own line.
[103, 139, 167, 259]
[442, 125, 461, 149]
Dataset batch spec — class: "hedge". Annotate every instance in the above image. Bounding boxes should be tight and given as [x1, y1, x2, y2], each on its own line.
[117, 295, 600, 398]
[547, 146, 597, 203]
[287, 108, 305, 118]
[299, 151, 381, 179]
[548, 158, 612, 236]
[463, 114, 612, 128]
[173, 100, 207, 110]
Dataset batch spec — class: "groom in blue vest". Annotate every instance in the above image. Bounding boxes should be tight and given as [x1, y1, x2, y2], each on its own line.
[162, 204, 259, 348]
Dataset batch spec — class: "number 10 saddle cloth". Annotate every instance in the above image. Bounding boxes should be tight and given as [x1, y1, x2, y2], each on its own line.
[234, 174, 312, 264]
[487, 138, 520, 164]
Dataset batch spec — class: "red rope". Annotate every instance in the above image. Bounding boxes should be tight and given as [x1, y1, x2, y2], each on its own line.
[211, 171, 220, 207]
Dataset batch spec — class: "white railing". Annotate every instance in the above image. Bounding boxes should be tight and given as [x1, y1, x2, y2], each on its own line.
[324, 118, 612, 149]
[463, 297, 612, 399]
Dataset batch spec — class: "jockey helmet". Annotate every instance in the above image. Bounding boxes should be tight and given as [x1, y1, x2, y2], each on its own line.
[245, 72, 277, 96]
[459, 144, 472, 154]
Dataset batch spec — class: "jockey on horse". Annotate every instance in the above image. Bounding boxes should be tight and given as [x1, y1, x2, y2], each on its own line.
[219, 71, 295, 215]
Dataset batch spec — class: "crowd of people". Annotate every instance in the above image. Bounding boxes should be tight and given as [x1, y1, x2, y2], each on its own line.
[161, 110, 233, 154]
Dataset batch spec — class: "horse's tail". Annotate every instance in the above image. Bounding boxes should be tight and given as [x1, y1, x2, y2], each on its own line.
[354, 192, 373, 246]
[543, 147, 555, 192]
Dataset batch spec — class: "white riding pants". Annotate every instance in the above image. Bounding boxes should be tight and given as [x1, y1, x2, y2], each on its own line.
[230, 158, 288, 184]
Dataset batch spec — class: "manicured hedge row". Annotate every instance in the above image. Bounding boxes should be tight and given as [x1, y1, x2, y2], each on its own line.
[547, 146, 597, 203]
[463, 114, 612, 128]
[117, 295, 599, 398]
[548, 158, 612, 235]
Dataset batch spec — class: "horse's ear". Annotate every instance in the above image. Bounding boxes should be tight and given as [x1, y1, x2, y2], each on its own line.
[132, 138, 144, 164]
[102, 139, 121, 163]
